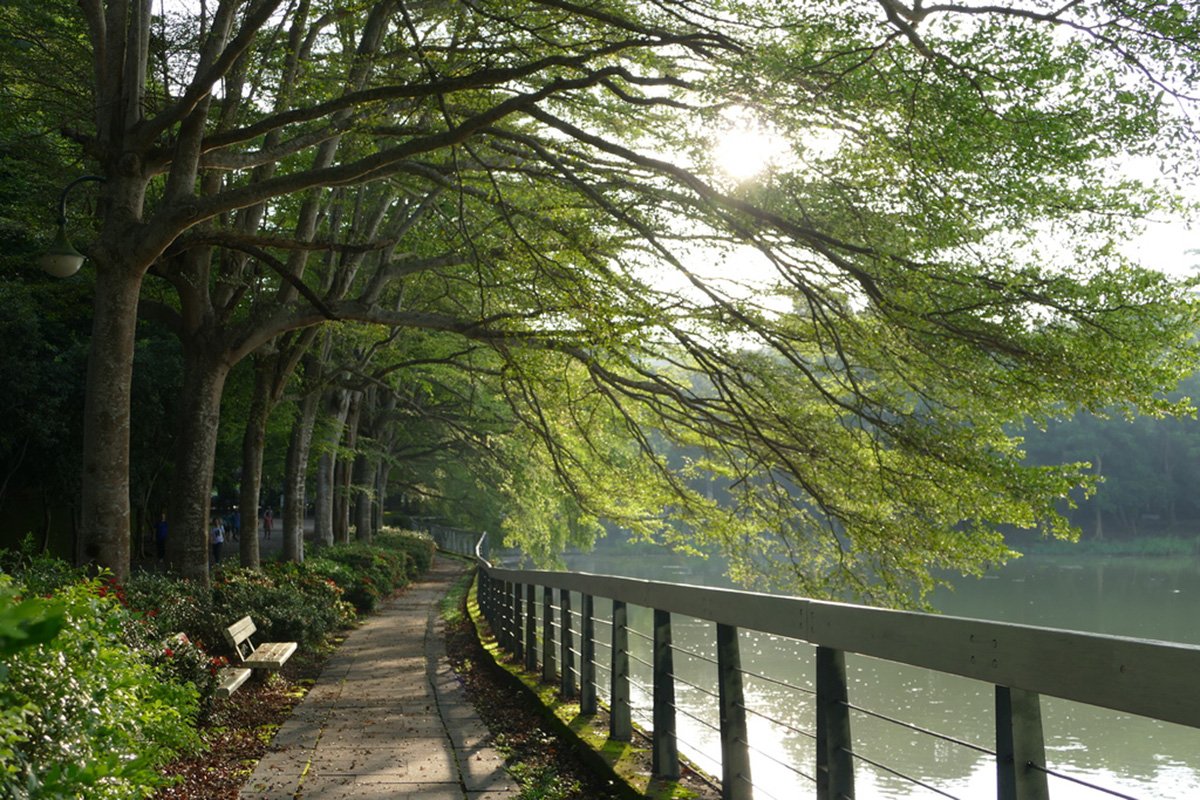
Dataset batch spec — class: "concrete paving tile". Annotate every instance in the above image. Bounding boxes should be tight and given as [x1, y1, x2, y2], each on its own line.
[242, 559, 519, 800]
[306, 749, 408, 777]
[268, 718, 323, 751]
[294, 778, 463, 799]
[447, 722, 493, 750]
[460, 750, 519, 792]
[321, 720, 445, 742]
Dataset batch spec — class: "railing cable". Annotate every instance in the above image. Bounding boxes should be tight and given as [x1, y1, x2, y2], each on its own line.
[839, 747, 962, 800]
[1027, 763, 1142, 799]
[737, 773, 787, 800]
[844, 701, 994, 755]
[739, 665, 815, 696]
[669, 701, 721, 734]
[741, 736, 817, 783]
[671, 643, 718, 665]
[736, 702, 816, 740]
[671, 674, 719, 700]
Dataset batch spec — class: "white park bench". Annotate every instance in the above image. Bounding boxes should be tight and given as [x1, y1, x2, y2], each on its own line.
[215, 616, 298, 697]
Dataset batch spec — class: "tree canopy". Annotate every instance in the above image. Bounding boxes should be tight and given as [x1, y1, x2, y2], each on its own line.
[2, 0, 1199, 604]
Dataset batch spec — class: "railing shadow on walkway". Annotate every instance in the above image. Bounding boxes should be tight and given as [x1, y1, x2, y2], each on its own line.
[427, 526, 1200, 800]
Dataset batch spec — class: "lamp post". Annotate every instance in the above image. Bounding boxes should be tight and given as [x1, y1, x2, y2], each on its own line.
[39, 175, 104, 278]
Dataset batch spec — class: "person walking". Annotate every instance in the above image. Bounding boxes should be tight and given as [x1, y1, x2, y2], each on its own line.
[153, 513, 168, 563]
[228, 508, 240, 541]
[210, 514, 225, 564]
[263, 507, 273, 541]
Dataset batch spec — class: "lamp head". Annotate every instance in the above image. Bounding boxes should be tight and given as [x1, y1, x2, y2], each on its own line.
[39, 223, 86, 278]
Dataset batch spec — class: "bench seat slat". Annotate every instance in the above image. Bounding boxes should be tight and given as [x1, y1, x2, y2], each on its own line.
[215, 667, 252, 697]
[244, 641, 297, 670]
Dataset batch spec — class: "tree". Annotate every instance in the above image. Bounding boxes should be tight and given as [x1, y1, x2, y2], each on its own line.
[6, 0, 1200, 602]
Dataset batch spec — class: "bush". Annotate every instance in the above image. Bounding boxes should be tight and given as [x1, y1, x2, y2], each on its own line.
[306, 556, 378, 613]
[0, 534, 440, 800]
[0, 537, 88, 597]
[377, 529, 436, 573]
[314, 543, 411, 613]
[123, 572, 224, 652]
[0, 578, 202, 799]
[148, 632, 226, 707]
[212, 565, 354, 649]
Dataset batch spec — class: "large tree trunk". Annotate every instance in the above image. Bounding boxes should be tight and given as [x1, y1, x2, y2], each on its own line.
[282, 390, 319, 563]
[165, 349, 231, 585]
[315, 452, 336, 546]
[314, 387, 352, 545]
[374, 460, 389, 533]
[237, 357, 275, 567]
[353, 452, 372, 542]
[335, 391, 362, 543]
[80, 261, 145, 579]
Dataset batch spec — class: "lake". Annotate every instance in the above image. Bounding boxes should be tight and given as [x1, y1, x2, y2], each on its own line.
[560, 550, 1200, 799]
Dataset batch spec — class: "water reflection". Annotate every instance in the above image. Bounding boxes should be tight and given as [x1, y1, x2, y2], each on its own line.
[564, 552, 1200, 799]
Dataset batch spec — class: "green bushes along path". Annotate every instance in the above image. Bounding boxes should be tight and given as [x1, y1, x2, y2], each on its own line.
[0, 530, 434, 799]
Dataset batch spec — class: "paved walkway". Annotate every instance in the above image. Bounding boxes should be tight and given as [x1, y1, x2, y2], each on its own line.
[239, 557, 519, 799]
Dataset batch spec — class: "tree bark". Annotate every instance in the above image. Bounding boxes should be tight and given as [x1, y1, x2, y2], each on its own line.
[165, 348, 232, 585]
[237, 356, 275, 567]
[353, 451, 372, 542]
[80, 260, 145, 579]
[374, 460, 389, 533]
[335, 391, 362, 543]
[282, 390, 318, 563]
[315, 387, 352, 545]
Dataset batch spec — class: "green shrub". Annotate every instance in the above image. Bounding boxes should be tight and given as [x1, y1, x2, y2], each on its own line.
[317, 543, 411, 610]
[122, 572, 224, 652]
[212, 565, 354, 649]
[0, 578, 201, 799]
[148, 632, 224, 707]
[302, 531, 433, 613]
[376, 529, 435, 573]
[306, 556, 379, 613]
[0, 537, 88, 597]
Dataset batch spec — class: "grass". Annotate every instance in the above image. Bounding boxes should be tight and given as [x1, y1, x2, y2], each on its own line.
[462, 577, 708, 800]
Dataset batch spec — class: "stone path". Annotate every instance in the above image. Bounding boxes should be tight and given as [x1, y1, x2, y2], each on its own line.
[239, 557, 519, 799]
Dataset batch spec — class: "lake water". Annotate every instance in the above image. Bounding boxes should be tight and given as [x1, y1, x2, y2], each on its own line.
[559, 551, 1200, 799]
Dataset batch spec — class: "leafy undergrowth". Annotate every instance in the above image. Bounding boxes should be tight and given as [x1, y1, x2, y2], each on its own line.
[152, 645, 337, 800]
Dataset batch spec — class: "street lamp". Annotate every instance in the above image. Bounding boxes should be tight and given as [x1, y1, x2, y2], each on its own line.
[39, 175, 104, 278]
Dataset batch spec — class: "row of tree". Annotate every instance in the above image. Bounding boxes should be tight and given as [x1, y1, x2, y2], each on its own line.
[2, 0, 1200, 605]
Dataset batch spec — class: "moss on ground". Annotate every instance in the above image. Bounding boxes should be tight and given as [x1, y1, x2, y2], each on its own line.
[462, 574, 716, 800]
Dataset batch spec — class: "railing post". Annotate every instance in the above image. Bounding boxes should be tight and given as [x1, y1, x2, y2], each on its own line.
[542, 585, 556, 683]
[488, 575, 499, 631]
[816, 646, 854, 800]
[717, 623, 752, 800]
[525, 583, 537, 672]
[652, 608, 679, 779]
[610, 599, 632, 740]
[560, 589, 576, 698]
[478, 571, 490, 621]
[996, 686, 1050, 800]
[511, 582, 524, 662]
[580, 593, 597, 714]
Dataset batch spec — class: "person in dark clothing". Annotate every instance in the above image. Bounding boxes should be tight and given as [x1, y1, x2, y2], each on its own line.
[154, 513, 168, 562]
[210, 514, 225, 564]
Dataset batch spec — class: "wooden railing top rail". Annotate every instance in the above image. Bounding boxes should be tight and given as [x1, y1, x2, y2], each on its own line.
[480, 562, 1200, 731]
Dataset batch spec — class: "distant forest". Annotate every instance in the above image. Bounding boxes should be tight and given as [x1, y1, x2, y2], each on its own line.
[1023, 371, 1200, 542]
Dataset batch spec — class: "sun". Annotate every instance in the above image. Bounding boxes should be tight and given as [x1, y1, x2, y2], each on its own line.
[712, 121, 788, 180]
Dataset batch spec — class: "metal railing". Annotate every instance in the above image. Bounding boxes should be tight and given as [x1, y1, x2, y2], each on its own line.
[436, 531, 1200, 800]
